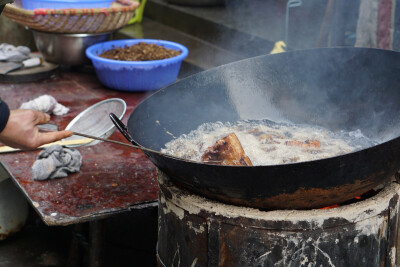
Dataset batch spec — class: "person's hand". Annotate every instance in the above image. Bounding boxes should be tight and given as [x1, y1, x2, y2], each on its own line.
[0, 109, 73, 150]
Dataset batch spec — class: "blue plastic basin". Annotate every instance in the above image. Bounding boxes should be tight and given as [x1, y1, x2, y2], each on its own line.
[85, 39, 189, 92]
[22, 0, 114, 9]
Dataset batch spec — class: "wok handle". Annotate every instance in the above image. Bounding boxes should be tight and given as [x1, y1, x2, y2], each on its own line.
[109, 113, 139, 146]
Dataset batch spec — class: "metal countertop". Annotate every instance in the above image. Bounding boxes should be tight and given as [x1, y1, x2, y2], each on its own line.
[0, 69, 158, 226]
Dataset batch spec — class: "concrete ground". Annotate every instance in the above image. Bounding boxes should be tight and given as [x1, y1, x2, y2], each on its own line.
[0, 204, 159, 267]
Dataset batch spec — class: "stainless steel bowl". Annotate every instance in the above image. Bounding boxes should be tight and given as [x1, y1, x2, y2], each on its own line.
[31, 30, 112, 65]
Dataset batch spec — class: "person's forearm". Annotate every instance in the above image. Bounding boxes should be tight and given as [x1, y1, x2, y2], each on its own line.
[0, 98, 10, 133]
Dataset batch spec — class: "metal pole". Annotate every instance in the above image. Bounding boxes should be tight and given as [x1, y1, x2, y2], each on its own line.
[285, 0, 303, 48]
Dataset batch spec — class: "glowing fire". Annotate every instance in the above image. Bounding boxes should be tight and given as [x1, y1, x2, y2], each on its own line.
[319, 195, 363, 210]
[319, 204, 340, 210]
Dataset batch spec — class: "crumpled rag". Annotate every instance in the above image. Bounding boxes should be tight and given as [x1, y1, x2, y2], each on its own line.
[0, 43, 30, 62]
[20, 94, 69, 116]
[32, 145, 82, 181]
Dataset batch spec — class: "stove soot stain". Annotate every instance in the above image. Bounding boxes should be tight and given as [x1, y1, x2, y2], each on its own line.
[242, 231, 383, 266]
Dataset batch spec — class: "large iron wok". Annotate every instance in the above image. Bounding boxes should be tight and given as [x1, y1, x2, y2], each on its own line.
[113, 47, 400, 210]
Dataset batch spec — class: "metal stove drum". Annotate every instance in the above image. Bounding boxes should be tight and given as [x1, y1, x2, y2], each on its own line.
[156, 170, 400, 266]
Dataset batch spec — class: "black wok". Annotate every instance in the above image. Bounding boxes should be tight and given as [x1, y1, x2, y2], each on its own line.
[115, 47, 400, 210]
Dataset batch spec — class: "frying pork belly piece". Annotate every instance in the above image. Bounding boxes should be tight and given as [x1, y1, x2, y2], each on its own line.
[258, 134, 281, 144]
[282, 156, 300, 163]
[201, 133, 253, 166]
[285, 139, 321, 148]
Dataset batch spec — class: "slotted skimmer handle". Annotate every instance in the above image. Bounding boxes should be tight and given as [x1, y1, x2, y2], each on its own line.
[109, 113, 139, 146]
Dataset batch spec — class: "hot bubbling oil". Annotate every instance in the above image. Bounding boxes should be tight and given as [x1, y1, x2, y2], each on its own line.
[161, 120, 377, 166]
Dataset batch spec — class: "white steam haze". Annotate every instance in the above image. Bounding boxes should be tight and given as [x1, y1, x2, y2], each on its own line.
[221, 66, 287, 122]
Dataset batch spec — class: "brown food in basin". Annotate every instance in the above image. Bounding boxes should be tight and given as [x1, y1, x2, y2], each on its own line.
[98, 42, 181, 61]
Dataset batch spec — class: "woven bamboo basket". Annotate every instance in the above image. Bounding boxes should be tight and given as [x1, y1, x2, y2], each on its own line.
[2, 0, 139, 34]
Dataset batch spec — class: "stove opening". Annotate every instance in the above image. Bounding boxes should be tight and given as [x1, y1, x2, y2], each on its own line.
[319, 188, 381, 210]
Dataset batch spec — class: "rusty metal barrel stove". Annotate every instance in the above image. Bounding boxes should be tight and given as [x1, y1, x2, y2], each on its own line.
[157, 170, 400, 266]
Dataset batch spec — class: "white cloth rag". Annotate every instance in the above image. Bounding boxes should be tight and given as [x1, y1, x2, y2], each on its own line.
[32, 145, 82, 181]
[20, 95, 69, 116]
[0, 43, 30, 62]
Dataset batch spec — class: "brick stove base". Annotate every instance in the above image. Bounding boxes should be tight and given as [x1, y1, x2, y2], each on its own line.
[157, 170, 400, 266]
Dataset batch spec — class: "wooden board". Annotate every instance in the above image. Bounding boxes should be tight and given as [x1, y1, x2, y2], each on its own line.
[0, 138, 93, 153]
[0, 59, 59, 83]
